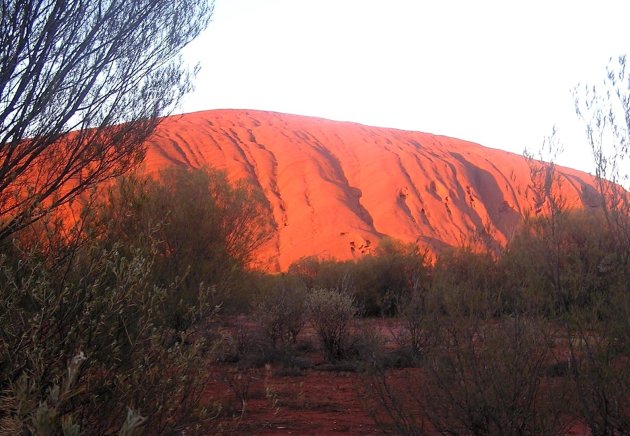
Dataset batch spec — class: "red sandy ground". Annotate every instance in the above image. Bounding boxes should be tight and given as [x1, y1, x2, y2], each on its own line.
[141, 109, 601, 272]
[211, 367, 379, 435]
[207, 319, 385, 435]
[209, 367, 590, 436]
[204, 318, 592, 435]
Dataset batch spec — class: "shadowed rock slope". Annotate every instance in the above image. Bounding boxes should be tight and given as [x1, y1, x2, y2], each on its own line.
[141, 109, 600, 271]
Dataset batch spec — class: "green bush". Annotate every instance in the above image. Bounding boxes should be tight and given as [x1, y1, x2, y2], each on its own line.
[95, 166, 274, 314]
[0, 243, 217, 434]
[431, 248, 503, 318]
[502, 211, 619, 315]
[288, 238, 429, 316]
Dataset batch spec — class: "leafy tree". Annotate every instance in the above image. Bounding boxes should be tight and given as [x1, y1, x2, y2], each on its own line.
[0, 0, 214, 240]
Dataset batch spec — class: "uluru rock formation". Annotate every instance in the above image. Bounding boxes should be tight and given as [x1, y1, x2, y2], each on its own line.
[140, 109, 601, 271]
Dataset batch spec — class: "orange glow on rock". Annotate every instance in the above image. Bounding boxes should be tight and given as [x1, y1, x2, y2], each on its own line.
[137, 109, 601, 271]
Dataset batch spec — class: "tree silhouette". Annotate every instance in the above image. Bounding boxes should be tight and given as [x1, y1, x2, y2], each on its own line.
[0, 0, 214, 240]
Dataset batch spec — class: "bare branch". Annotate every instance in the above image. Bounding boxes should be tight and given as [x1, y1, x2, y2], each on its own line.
[0, 0, 214, 239]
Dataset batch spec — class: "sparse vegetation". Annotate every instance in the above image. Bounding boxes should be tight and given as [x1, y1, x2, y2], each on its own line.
[2, 146, 628, 435]
[357, 57, 630, 435]
[0, 165, 272, 433]
[1, 7, 629, 430]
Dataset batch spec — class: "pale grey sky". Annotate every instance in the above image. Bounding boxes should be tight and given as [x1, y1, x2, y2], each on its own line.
[181, 0, 630, 174]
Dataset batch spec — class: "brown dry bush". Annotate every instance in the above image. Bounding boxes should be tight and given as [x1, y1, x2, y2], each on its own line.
[381, 286, 442, 369]
[563, 284, 630, 434]
[364, 316, 571, 436]
[360, 366, 427, 435]
[421, 317, 570, 435]
[306, 288, 358, 362]
[254, 286, 307, 348]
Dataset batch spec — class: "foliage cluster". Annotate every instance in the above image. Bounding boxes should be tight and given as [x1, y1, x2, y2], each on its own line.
[289, 238, 430, 316]
[0, 166, 270, 433]
[2, 8, 629, 430]
[95, 166, 273, 313]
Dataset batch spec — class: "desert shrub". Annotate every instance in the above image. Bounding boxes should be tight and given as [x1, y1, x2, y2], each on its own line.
[563, 56, 630, 433]
[365, 316, 571, 435]
[503, 210, 620, 315]
[483, 208, 630, 432]
[95, 166, 274, 314]
[254, 286, 307, 347]
[431, 248, 504, 317]
[288, 238, 429, 316]
[562, 284, 630, 434]
[306, 288, 358, 361]
[422, 317, 568, 435]
[0, 243, 218, 434]
[213, 316, 311, 373]
[360, 366, 427, 435]
[347, 323, 387, 367]
[350, 239, 430, 316]
[392, 288, 441, 360]
[288, 256, 354, 291]
[214, 323, 264, 366]
[498, 222, 555, 315]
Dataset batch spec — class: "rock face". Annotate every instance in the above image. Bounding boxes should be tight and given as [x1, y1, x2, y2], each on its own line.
[142, 109, 600, 271]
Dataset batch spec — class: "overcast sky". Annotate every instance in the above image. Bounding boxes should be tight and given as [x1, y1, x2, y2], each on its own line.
[180, 0, 630, 174]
